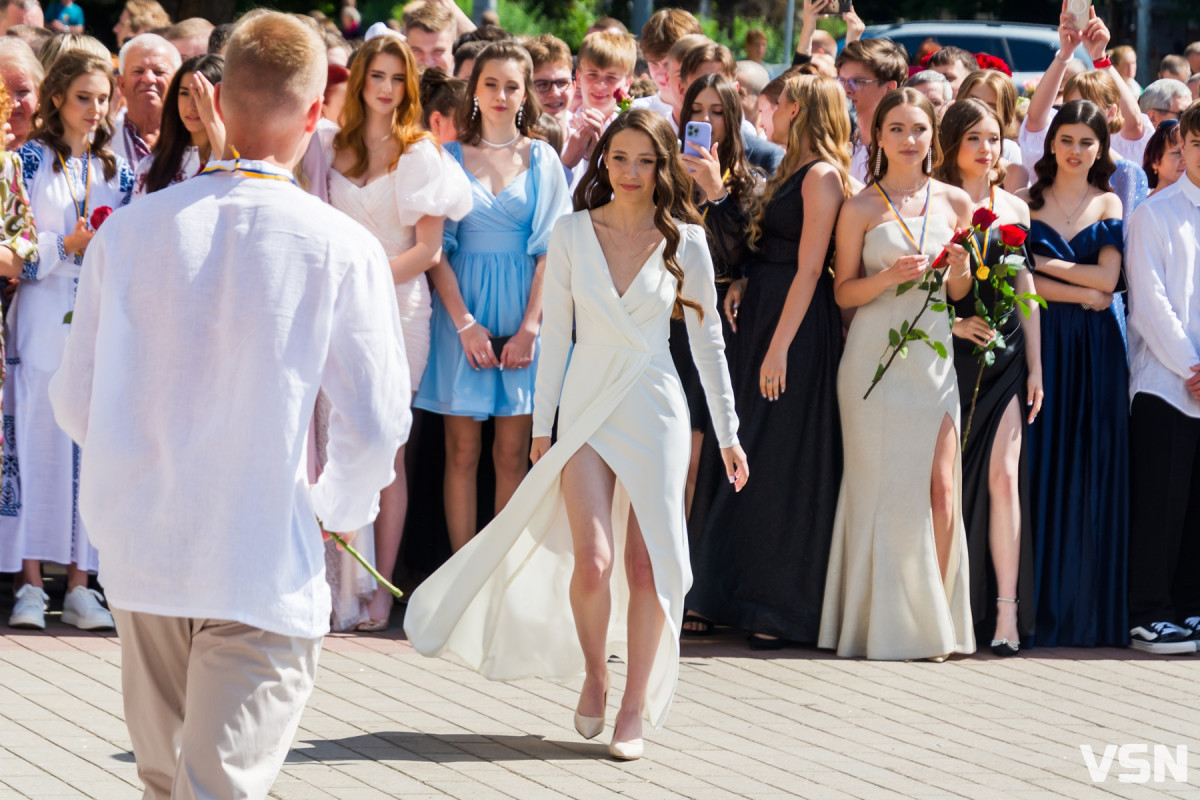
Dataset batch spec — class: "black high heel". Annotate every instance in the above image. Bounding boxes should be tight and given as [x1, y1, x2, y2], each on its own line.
[990, 597, 1020, 657]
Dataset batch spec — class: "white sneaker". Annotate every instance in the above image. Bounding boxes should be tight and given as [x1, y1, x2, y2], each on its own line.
[61, 586, 114, 630]
[9, 584, 48, 629]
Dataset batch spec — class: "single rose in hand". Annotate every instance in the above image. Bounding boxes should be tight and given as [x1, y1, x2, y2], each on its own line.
[971, 206, 1000, 229]
[999, 224, 1028, 247]
[613, 87, 633, 114]
[90, 205, 113, 230]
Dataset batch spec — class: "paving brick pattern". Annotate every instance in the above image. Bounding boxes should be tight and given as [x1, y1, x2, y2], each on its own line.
[0, 622, 1198, 799]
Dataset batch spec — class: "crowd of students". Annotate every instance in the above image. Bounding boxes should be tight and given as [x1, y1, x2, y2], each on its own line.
[1, 0, 1199, 667]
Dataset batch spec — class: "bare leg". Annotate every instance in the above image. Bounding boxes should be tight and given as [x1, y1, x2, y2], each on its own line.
[613, 506, 664, 746]
[66, 563, 88, 591]
[987, 398, 1023, 644]
[368, 444, 407, 620]
[561, 444, 616, 720]
[492, 415, 532, 515]
[444, 416, 482, 552]
[930, 413, 959, 583]
[19, 559, 41, 590]
[684, 431, 702, 514]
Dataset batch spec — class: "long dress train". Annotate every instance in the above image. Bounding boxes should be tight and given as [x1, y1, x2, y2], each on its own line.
[404, 215, 738, 728]
[819, 214, 975, 660]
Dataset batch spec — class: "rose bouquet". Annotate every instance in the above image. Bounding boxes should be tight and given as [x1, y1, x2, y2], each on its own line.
[863, 206, 1000, 399]
[960, 223, 1045, 448]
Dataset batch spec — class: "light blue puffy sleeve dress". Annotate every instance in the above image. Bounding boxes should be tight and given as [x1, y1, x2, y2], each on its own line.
[414, 139, 572, 420]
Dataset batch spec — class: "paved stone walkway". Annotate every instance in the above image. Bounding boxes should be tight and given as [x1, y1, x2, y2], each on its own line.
[0, 614, 1198, 799]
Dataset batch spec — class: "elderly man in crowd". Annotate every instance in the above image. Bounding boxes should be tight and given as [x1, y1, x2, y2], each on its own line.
[1140, 78, 1195, 127]
[113, 33, 181, 170]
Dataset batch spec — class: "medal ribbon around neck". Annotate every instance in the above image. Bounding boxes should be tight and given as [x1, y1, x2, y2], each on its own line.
[199, 147, 297, 185]
[58, 150, 91, 220]
[875, 180, 931, 255]
[968, 186, 996, 268]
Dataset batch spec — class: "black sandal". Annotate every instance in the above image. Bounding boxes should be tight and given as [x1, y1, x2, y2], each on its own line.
[681, 612, 713, 636]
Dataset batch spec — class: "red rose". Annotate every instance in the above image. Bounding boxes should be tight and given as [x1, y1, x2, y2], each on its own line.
[999, 224, 1028, 247]
[90, 205, 113, 230]
[613, 87, 630, 102]
[971, 206, 999, 229]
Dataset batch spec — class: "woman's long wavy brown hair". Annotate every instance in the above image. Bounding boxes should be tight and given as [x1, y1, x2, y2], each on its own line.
[30, 51, 118, 180]
[573, 108, 704, 321]
[333, 34, 431, 179]
[1027, 99, 1115, 211]
[747, 74, 851, 249]
[678, 73, 756, 208]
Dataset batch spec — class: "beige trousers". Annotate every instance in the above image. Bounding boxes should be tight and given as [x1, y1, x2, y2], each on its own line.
[112, 609, 321, 800]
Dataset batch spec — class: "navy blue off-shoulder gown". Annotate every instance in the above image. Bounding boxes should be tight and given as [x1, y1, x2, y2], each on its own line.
[1027, 218, 1129, 647]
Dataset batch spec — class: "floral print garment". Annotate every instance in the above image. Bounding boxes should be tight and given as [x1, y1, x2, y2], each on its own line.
[0, 150, 36, 262]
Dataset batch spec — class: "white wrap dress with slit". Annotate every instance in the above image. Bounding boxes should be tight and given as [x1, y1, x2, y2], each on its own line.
[404, 212, 739, 728]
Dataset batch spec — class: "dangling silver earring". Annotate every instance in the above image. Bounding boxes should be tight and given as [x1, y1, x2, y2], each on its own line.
[472, 96, 479, 120]
[925, 148, 933, 175]
[872, 146, 883, 179]
[516, 106, 524, 128]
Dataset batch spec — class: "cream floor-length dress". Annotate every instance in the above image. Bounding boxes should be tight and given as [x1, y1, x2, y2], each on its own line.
[404, 212, 739, 728]
[818, 214, 976, 660]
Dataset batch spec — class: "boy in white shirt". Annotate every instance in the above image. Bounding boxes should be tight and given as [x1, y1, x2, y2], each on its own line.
[1125, 100, 1200, 654]
[49, 13, 411, 797]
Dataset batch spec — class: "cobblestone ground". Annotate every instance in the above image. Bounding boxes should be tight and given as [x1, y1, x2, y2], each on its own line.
[0, 603, 1198, 799]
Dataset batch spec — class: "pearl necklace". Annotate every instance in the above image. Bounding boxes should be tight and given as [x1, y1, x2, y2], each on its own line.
[480, 132, 521, 148]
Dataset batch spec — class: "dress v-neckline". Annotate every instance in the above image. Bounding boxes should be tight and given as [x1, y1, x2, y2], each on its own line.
[586, 213, 666, 300]
[329, 168, 391, 191]
[467, 167, 531, 199]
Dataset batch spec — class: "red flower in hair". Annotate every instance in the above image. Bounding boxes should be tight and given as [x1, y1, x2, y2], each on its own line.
[89, 205, 113, 230]
[974, 52, 1012, 76]
[999, 224, 1028, 247]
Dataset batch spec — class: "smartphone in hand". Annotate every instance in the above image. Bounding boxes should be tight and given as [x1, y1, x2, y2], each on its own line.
[682, 121, 712, 158]
[1067, 0, 1092, 29]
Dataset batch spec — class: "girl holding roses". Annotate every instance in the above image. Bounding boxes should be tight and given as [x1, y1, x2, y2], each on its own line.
[937, 98, 1042, 657]
[2, 51, 133, 631]
[818, 88, 976, 661]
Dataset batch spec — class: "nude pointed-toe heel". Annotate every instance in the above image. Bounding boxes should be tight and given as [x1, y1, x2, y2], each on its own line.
[573, 684, 608, 740]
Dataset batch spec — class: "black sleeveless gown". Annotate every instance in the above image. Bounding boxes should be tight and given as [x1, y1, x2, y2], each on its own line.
[950, 227, 1037, 644]
[686, 162, 843, 641]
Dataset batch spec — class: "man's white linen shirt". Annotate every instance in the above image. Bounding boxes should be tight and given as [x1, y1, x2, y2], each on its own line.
[1126, 172, 1200, 418]
[49, 160, 411, 639]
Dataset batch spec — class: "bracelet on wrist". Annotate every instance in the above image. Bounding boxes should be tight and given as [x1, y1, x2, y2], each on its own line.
[1055, 50, 1074, 64]
[456, 316, 477, 334]
[1091, 56, 1113, 69]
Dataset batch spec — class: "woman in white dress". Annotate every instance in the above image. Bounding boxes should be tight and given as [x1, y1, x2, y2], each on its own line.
[2, 51, 133, 630]
[325, 33, 471, 631]
[405, 109, 748, 760]
[133, 53, 224, 196]
[818, 87, 976, 660]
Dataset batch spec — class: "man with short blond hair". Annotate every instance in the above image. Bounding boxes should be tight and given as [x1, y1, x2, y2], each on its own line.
[402, 0, 455, 72]
[50, 11, 410, 798]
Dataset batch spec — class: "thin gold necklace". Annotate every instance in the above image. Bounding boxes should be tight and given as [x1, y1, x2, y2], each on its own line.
[1050, 185, 1092, 225]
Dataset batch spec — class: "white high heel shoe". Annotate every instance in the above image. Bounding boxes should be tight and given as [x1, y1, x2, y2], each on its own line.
[608, 735, 644, 761]
[573, 680, 608, 740]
